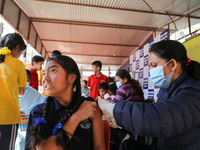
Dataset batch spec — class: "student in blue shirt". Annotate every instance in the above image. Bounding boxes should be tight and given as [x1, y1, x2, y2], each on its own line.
[19, 69, 46, 114]
[15, 69, 46, 150]
[25, 55, 106, 150]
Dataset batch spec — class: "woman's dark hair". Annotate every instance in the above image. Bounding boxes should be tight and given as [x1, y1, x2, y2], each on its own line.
[116, 69, 144, 97]
[82, 80, 87, 86]
[0, 33, 26, 63]
[150, 40, 200, 81]
[31, 55, 82, 150]
[109, 83, 117, 95]
[51, 50, 62, 58]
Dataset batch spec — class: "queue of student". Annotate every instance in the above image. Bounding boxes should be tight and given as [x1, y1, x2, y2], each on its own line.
[0, 33, 200, 150]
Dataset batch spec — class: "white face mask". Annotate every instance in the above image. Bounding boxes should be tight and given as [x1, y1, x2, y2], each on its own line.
[116, 81, 122, 88]
[150, 60, 174, 88]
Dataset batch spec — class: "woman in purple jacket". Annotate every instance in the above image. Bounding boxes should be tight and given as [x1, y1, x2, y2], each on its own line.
[108, 69, 144, 103]
[98, 40, 200, 150]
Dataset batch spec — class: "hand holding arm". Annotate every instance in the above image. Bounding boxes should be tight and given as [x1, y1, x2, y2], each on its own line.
[34, 101, 97, 150]
[63, 101, 97, 137]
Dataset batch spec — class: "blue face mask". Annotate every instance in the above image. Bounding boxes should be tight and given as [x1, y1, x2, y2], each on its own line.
[150, 60, 174, 88]
[116, 81, 122, 89]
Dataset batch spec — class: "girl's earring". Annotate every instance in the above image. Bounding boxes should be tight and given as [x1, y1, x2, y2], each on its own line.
[73, 85, 76, 92]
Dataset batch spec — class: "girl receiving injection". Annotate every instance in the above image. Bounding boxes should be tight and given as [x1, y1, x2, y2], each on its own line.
[25, 55, 106, 150]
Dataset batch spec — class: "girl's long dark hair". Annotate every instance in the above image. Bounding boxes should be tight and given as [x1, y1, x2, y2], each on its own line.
[0, 33, 26, 63]
[30, 55, 82, 150]
[151, 40, 200, 81]
[116, 69, 144, 98]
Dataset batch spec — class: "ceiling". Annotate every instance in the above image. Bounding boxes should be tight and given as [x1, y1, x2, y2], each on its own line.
[13, 0, 200, 71]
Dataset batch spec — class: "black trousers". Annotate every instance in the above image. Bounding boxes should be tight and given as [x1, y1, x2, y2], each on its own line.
[110, 128, 128, 150]
[0, 124, 19, 150]
[119, 137, 152, 150]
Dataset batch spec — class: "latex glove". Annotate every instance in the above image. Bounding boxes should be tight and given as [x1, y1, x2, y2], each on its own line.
[96, 96, 115, 118]
[101, 112, 110, 121]
[104, 93, 111, 99]
[106, 117, 121, 129]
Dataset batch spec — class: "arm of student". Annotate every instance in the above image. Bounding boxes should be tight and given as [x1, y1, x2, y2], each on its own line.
[19, 87, 26, 96]
[87, 77, 91, 88]
[18, 61, 27, 93]
[63, 101, 97, 138]
[62, 114, 82, 139]
[93, 106, 106, 150]
[35, 115, 84, 150]
[33, 101, 97, 150]
[109, 88, 125, 103]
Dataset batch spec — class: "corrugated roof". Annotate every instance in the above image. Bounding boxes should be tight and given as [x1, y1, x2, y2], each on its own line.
[15, 0, 169, 27]
[32, 22, 151, 45]
[13, 0, 200, 71]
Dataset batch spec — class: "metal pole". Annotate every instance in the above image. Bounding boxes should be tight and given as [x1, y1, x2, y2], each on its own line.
[188, 15, 191, 35]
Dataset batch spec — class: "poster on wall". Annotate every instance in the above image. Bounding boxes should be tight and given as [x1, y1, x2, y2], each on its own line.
[128, 29, 169, 101]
